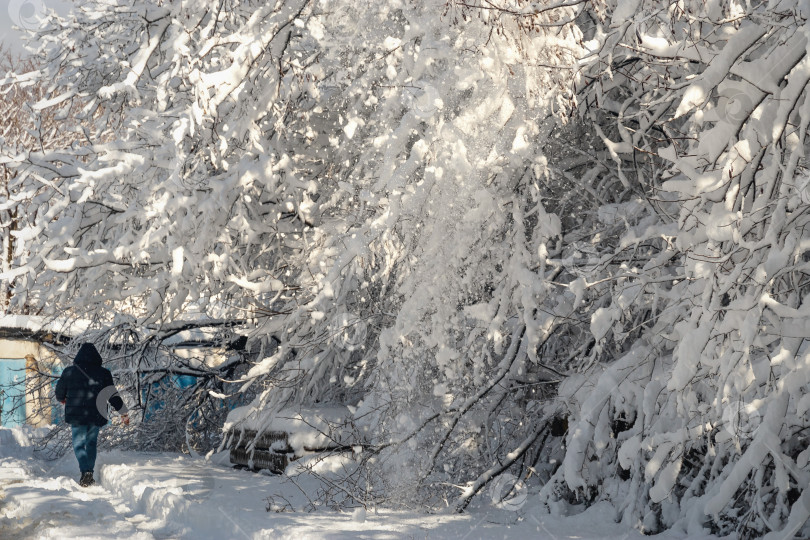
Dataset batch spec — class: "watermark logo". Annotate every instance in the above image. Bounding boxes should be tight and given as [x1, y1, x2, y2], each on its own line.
[717, 89, 754, 124]
[413, 85, 442, 119]
[8, 0, 47, 31]
[722, 400, 761, 440]
[329, 312, 368, 351]
[95, 385, 132, 422]
[175, 465, 215, 502]
[797, 176, 810, 205]
[489, 473, 527, 511]
[561, 241, 600, 276]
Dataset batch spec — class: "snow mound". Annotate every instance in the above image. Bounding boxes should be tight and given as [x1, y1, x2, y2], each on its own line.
[225, 405, 359, 454]
[0, 426, 49, 459]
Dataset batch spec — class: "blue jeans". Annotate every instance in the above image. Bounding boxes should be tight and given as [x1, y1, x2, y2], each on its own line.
[70, 425, 100, 473]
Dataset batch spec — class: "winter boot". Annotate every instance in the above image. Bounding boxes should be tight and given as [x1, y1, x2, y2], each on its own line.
[79, 472, 95, 487]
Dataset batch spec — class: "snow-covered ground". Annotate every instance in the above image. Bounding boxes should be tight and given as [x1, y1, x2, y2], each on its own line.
[0, 427, 713, 540]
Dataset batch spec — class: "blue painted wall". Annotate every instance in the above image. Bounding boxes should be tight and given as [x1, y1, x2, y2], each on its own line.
[142, 374, 199, 420]
[0, 359, 27, 427]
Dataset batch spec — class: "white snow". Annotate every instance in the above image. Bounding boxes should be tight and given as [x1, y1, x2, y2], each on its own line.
[0, 427, 704, 540]
[225, 405, 358, 453]
[0, 314, 90, 337]
[4, 0, 810, 537]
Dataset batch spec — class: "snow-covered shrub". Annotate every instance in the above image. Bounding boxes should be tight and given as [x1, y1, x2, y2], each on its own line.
[535, 1, 810, 538]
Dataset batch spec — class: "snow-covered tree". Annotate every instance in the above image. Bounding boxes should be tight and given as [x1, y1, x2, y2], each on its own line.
[3, 0, 810, 537]
[3, 0, 582, 486]
[535, 1, 810, 537]
[0, 48, 84, 311]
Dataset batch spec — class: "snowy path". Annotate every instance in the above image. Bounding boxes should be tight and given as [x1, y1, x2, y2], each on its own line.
[0, 451, 513, 539]
[0, 448, 182, 539]
[0, 428, 697, 539]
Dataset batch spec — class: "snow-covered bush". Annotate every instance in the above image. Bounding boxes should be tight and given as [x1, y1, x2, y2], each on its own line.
[537, 1, 810, 537]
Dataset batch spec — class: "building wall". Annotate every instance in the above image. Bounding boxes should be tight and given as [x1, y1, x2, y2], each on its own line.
[0, 339, 41, 359]
[0, 338, 58, 427]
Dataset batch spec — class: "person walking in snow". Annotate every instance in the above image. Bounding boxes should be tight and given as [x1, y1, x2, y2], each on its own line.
[55, 343, 129, 487]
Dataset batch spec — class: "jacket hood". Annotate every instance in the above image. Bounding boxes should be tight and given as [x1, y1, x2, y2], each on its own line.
[74, 343, 103, 368]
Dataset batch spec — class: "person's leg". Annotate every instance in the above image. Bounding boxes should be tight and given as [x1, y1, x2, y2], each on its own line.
[70, 425, 90, 473]
[85, 425, 100, 472]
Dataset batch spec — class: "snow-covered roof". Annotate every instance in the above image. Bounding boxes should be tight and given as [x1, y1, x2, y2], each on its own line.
[0, 314, 89, 342]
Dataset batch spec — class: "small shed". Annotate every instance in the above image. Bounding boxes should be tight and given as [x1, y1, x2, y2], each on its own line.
[0, 315, 75, 428]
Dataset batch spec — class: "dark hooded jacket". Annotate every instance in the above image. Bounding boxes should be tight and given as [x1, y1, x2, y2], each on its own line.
[55, 343, 127, 426]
